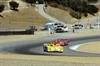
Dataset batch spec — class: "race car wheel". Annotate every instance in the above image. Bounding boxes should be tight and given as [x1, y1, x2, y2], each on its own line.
[43, 47, 47, 52]
[59, 51, 63, 53]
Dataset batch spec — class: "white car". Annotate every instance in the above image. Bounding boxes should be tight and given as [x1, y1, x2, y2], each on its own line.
[62, 27, 70, 32]
[90, 23, 100, 29]
[72, 24, 83, 29]
[55, 26, 70, 33]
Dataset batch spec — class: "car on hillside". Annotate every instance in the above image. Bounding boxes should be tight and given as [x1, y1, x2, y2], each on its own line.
[40, 22, 66, 30]
[72, 24, 83, 29]
[53, 39, 70, 46]
[43, 43, 63, 53]
[55, 26, 70, 33]
[90, 23, 100, 29]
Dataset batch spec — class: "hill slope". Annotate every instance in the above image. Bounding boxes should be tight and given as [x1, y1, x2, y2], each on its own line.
[0, 6, 49, 30]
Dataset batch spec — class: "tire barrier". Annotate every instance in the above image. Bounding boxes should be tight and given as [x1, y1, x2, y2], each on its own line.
[0, 30, 34, 35]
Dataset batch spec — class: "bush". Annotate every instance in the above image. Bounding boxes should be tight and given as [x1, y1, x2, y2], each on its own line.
[49, 3, 58, 8]
[87, 5, 98, 15]
[0, 4, 5, 13]
[88, 0, 98, 3]
[22, 0, 35, 5]
[83, 13, 88, 17]
[70, 11, 82, 19]
[38, 0, 44, 4]
[46, 0, 98, 17]
[9, 1, 19, 10]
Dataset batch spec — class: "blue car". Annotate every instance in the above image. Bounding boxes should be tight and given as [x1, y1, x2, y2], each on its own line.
[41, 23, 55, 30]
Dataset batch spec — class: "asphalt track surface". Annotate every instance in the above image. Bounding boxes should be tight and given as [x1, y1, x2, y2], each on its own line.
[1, 35, 100, 57]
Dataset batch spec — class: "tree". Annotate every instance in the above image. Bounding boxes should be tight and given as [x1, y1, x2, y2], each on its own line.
[33, 0, 98, 19]
[9, 1, 19, 11]
[87, 5, 98, 15]
[0, 4, 5, 17]
[23, 0, 35, 5]
[38, 0, 44, 4]
[70, 10, 82, 19]
[0, 4, 5, 13]
[88, 0, 98, 3]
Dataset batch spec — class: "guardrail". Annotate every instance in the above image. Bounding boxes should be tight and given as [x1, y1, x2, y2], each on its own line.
[0, 30, 34, 35]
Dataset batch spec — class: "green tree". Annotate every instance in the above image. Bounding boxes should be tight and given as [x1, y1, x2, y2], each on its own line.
[0, 4, 5, 17]
[88, 0, 98, 3]
[87, 5, 98, 15]
[9, 1, 19, 10]
[23, 0, 35, 5]
[70, 11, 82, 19]
[0, 4, 5, 13]
[38, 0, 44, 4]
[34, 0, 98, 19]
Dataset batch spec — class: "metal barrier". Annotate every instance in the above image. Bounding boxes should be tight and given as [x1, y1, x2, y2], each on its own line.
[0, 30, 34, 35]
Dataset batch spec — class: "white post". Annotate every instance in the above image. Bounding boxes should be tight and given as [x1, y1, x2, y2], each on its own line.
[97, 12, 99, 29]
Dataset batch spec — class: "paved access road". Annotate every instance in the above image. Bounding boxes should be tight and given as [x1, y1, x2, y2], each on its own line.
[1, 34, 100, 57]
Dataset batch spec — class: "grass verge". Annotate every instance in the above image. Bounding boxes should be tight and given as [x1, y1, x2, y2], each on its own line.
[0, 54, 100, 64]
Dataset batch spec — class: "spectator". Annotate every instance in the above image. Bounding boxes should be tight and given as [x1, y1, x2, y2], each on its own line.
[33, 25, 37, 31]
[48, 24, 55, 34]
[72, 28, 75, 33]
[72, 26, 75, 33]
[29, 26, 36, 35]
[35, 1, 39, 8]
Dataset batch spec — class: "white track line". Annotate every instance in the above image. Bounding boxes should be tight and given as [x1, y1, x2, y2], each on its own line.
[69, 42, 100, 54]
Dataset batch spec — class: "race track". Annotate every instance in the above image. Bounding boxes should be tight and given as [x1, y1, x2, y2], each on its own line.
[1, 35, 100, 57]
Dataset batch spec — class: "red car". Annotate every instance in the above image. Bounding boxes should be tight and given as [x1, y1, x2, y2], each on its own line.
[53, 39, 70, 46]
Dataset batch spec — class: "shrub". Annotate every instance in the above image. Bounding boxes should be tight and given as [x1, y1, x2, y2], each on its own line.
[49, 3, 58, 8]
[38, 0, 44, 4]
[70, 11, 82, 19]
[22, 0, 35, 5]
[87, 5, 98, 15]
[9, 1, 19, 10]
[0, 4, 5, 13]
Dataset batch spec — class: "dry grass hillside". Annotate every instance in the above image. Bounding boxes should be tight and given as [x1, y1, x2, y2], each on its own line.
[0, 7, 49, 30]
[0, 0, 99, 30]
[46, 6, 78, 24]
[46, 5, 99, 24]
[0, 0, 49, 30]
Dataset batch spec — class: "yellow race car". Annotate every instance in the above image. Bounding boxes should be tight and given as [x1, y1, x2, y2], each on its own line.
[43, 43, 63, 53]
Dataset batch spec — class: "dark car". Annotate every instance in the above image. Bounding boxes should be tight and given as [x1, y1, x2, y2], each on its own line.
[72, 24, 83, 29]
[55, 28, 64, 33]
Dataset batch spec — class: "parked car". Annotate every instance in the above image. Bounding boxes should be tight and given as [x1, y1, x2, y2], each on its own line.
[54, 23, 64, 27]
[43, 43, 63, 53]
[90, 23, 100, 29]
[53, 39, 70, 46]
[72, 24, 83, 29]
[55, 26, 69, 33]
[40, 25, 49, 30]
[40, 22, 66, 30]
